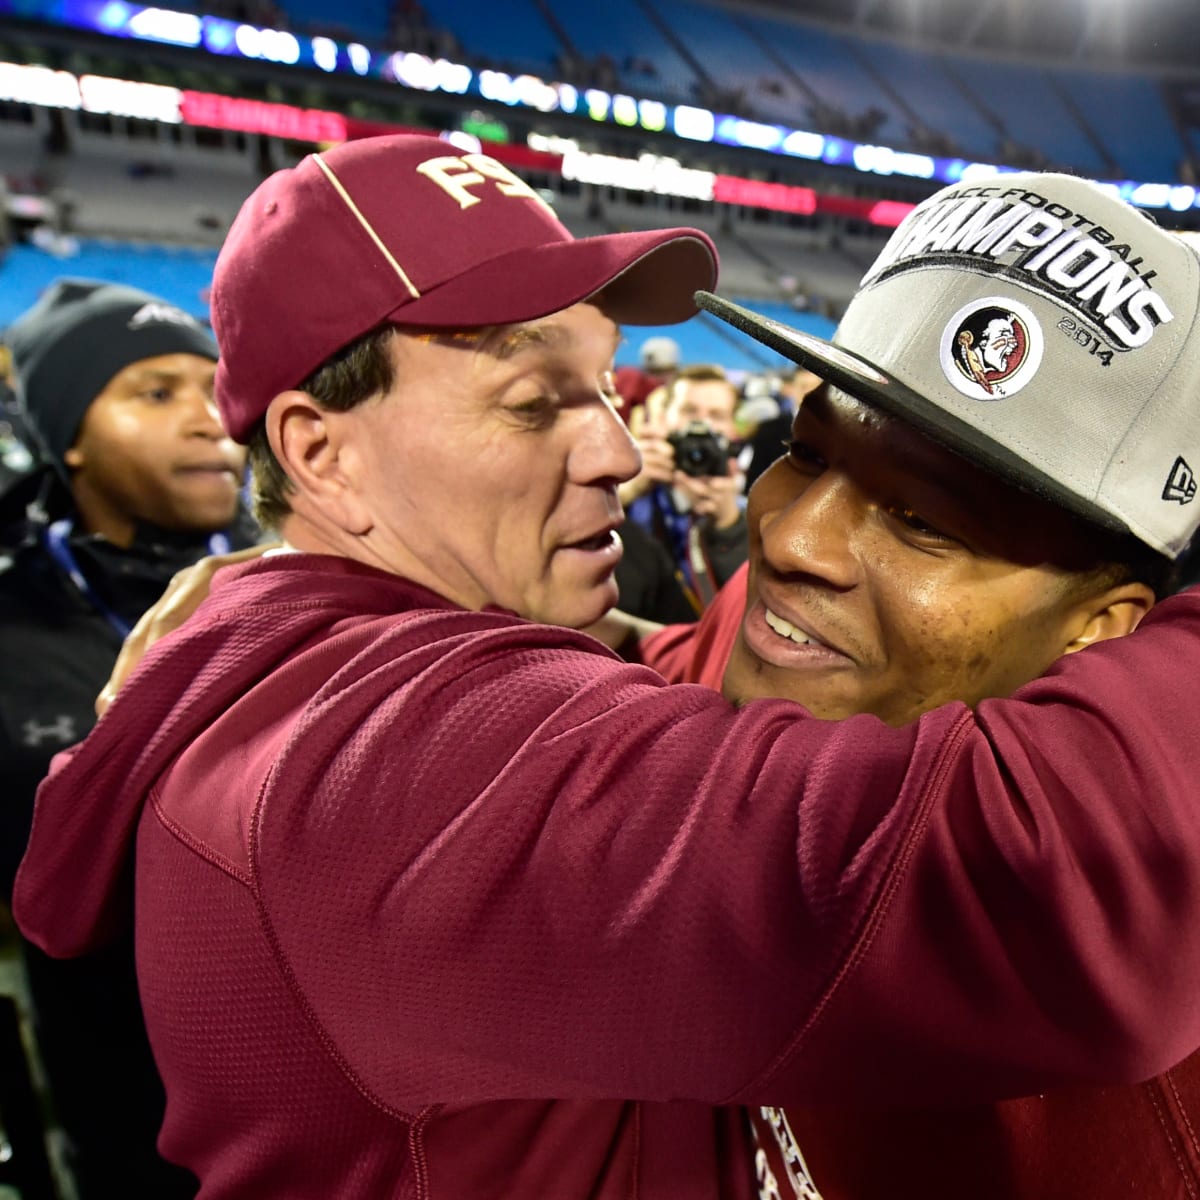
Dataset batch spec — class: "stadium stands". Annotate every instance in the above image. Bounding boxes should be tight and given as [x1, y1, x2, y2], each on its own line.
[0, 240, 217, 328]
[848, 37, 1001, 158]
[943, 54, 1110, 175]
[649, 0, 811, 123]
[0, 230, 832, 371]
[277, 0, 390, 43]
[540, 0, 702, 103]
[419, 0, 562, 78]
[732, 13, 904, 145]
[1062, 69, 1189, 181]
[1, 0, 1197, 360]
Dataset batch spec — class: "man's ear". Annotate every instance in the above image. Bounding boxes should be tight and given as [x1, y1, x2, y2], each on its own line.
[1062, 581, 1156, 655]
[265, 391, 372, 535]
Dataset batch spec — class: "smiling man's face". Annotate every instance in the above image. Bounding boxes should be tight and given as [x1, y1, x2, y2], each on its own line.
[721, 385, 1149, 724]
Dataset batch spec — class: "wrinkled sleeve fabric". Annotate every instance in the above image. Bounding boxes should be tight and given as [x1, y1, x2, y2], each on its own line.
[252, 589, 1200, 1112]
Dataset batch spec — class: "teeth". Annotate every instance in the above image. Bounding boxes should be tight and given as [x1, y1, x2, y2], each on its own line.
[764, 608, 813, 645]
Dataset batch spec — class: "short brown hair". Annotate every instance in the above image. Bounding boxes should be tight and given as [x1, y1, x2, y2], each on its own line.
[668, 364, 732, 398]
[245, 325, 396, 531]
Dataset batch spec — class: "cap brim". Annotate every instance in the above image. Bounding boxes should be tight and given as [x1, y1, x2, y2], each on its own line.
[386, 229, 718, 329]
[695, 290, 1133, 539]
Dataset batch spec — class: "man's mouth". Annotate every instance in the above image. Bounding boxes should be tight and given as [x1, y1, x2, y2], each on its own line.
[741, 596, 851, 672]
[175, 463, 239, 477]
[764, 607, 822, 647]
[563, 528, 621, 554]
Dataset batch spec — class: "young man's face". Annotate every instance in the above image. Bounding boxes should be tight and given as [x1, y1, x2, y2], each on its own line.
[335, 302, 641, 629]
[666, 378, 739, 442]
[722, 385, 1143, 725]
[65, 352, 246, 546]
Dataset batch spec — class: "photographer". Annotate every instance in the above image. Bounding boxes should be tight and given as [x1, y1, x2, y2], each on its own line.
[618, 364, 747, 615]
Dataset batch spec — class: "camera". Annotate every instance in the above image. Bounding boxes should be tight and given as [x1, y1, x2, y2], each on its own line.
[667, 421, 731, 478]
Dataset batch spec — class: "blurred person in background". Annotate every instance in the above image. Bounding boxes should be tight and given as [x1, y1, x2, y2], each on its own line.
[741, 365, 822, 491]
[0, 278, 257, 1199]
[620, 363, 748, 613]
[734, 372, 783, 434]
[0, 344, 38, 502]
[611, 513, 697, 624]
[613, 332, 680, 413]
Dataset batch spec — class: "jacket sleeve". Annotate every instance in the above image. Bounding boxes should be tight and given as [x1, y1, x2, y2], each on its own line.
[637, 619, 697, 682]
[641, 561, 747, 688]
[251, 588, 1200, 1111]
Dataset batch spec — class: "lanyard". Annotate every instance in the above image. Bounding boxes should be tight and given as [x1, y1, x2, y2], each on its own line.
[42, 518, 230, 639]
[650, 486, 715, 610]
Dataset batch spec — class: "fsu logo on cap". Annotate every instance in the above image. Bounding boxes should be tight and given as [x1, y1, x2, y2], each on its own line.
[939, 297, 1043, 401]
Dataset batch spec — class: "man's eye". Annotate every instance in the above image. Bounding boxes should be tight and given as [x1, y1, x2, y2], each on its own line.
[507, 395, 554, 424]
[141, 387, 173, 403]
[885, 504, 953, 542]
[785, 439, 826, 470]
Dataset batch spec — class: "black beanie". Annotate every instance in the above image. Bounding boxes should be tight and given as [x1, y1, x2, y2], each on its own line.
[6, 278, 219, 467]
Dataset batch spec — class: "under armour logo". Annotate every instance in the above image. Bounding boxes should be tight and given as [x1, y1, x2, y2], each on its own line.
[127, 302, 196, 330]
[1163, 456, 1196, 504]
[21, 715, 78, 748]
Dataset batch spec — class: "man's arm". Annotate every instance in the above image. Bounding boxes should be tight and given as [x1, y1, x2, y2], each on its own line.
[580, 608, 664, 660]
[96, 543, 276, 714]
[639, 561, 747, 687]
[246, 588, 1200, 1110]
[21, 558, 1200, 1112]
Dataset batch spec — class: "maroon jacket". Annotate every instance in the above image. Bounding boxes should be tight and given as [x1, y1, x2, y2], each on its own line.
[646, 565, 1200, 1200]
[15, 553, 1200, 1199]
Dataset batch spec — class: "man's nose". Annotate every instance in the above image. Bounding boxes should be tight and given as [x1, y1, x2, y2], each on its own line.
[574, 397, 643, 487]
[758, 470, 865, 590]
[182, 389, 227, 439]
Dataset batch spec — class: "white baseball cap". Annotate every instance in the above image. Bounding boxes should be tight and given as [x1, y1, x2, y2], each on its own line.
[639, 336, 681, 372]
[698, 171, 1200, 560]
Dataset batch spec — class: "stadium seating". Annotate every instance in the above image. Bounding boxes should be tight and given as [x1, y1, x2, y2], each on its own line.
[419, 0, 563, 78]
[848, 37, 1001, 159]
[2, 0, 1196, 352]
[231, 0, 1197, 181]
[1061, 70, 1188, 181]
[0, 232, 835, 372]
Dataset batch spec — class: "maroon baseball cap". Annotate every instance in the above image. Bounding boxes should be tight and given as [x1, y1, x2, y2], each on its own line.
[211, 133, 719, 441]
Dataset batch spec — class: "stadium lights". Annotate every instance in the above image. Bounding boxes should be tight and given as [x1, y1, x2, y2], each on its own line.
[1, 0, 1197, 215]
[4, 53, 1198, 228]
[0, 60, 916, 226]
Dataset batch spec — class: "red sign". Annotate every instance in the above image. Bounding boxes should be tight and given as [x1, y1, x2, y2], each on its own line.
[181, 92, 346, 142]
[714, 175, 817, 215]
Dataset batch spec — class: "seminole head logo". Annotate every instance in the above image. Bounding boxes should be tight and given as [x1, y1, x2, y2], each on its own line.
[939, 297, 1043, 401]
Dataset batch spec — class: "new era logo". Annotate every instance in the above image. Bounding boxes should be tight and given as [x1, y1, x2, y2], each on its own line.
[1163, 456, 1197, 504]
